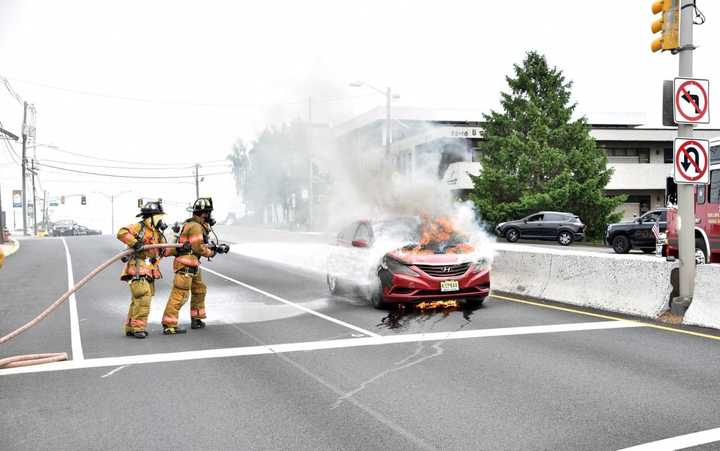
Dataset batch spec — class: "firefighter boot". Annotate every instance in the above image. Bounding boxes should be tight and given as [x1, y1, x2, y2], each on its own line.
[191, 319, 205, 329]
[162, 326, 187, 335]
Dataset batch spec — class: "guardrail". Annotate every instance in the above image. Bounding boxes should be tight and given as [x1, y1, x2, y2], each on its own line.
[683, 264, 720, 329]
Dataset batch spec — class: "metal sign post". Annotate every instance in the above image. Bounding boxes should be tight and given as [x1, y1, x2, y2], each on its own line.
[673, 0, 698, 313]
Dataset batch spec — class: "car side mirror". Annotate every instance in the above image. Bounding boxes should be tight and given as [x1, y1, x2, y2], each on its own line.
[351, 239, 369, 248]
[523, 220, 528, 224]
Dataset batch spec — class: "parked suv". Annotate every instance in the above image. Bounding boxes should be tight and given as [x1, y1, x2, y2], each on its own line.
[495, 211, 585, 246]
[605, 208, 668, 254]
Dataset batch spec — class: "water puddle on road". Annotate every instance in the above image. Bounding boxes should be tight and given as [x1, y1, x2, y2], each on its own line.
[377, 300, 482, 330]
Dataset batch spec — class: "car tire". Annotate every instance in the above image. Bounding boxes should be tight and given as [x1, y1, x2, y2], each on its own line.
[464, 297, 485, 308]
[611, 235, 631, 254]
[642, 249, 656, 254]
[558, 230, 573, 246]
[326, 273, 343, 295]
[369, 276, 387, 310]
[696, 238, 708, 265]
[505, 228, 520, 243]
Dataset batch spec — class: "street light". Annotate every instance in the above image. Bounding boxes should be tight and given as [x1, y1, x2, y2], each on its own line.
[349, 81, 400, 157]
[94, 190, 131, 233]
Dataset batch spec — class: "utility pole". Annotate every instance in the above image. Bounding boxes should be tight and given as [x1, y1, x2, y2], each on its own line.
[307, 96, 313, 230]
[31, 159, 38, 236]
[195, 164, 200, 199]
[386, 87, 392, 158]
[674, 0, 697, 309]
[42, 190, 48, 232]
[0, 183, 4, 244]
[21, 101, 28, 236]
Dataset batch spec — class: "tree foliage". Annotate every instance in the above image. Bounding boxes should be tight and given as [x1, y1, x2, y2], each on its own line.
[470, 51, 625, 239]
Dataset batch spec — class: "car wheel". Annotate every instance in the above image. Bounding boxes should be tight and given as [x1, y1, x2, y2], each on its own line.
[464, 297, 485, 308]
[642, 249, 656, 254]
[696, 239, 708, 265]
[369, 276, 387, 310]
[612, 235, 631, 254]
[326, 273, 343, 295]
[505, 228, 520, 243]
[558, 231, 573, 246]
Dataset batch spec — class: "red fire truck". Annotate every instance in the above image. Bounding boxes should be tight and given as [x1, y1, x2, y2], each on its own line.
[666, 137, 720, 264]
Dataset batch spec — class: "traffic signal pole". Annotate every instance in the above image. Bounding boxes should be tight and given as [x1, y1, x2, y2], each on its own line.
[21, 101, 28, 236]
[675, 0, 696, 308]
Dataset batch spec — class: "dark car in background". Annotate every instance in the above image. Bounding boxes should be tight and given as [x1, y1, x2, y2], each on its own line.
[495, 211, 585, 246]
[50, 220, 77, 236]
[74, 225, 102, 236]
[605, 208, 668, 254]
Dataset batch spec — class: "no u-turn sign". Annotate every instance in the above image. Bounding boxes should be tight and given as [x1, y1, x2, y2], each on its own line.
[674, 138, 710, 184]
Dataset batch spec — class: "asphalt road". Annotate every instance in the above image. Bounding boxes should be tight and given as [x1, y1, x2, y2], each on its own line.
[2, 235, 720, 450]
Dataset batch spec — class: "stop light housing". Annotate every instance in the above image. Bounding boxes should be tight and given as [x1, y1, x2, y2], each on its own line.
[60, 196, 65, 205]
[138, 198, 143, 208]
[651, 0, 679, 53]
[81, 195, 87, 205]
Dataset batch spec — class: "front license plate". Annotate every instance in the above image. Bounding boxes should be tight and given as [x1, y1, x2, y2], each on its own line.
[440, 280, 459, 292]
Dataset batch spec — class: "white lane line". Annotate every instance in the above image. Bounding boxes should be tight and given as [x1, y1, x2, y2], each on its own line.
[100, 365, 129, 378]
[202, 266, 380, 338]
[0, 320, 644, 376]
[61, 238, 85, 361]
[618, 427, 720, 450]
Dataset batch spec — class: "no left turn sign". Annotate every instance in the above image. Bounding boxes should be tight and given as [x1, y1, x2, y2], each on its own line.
[674, 138, 710, 184]
[674, 78, 710, 124]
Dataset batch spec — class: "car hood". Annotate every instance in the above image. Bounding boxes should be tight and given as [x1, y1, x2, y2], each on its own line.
[387, 250, 473, 265]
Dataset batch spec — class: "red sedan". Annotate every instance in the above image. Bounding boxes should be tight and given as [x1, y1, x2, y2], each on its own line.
[327, 217, 491, 309]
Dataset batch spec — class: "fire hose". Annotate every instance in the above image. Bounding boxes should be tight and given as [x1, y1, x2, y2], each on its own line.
[0, 243, 181, 369]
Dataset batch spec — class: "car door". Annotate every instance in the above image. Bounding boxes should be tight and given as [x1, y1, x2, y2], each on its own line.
[330, 222, 359, 281]
[632, 211, 661, 247]
[521, 214, 545, 238]
[542, 213, 564, 238]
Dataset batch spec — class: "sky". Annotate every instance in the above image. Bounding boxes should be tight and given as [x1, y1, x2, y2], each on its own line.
[1, 0, 719, 233]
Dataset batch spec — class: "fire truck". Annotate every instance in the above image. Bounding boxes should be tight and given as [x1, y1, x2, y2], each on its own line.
[666, 137, 720, 264]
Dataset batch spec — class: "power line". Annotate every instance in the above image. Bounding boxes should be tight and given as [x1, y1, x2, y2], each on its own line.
[36, 162, 231, 179]
[7, 77, 377, 109]
[35, 144, 229, 168]
[0, 76, 25, 105]
[37, 158, 230, 171]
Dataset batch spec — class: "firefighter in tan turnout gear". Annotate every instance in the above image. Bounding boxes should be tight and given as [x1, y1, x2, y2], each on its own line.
[117, 201, 174, 339]
[161, 198, 229, 335]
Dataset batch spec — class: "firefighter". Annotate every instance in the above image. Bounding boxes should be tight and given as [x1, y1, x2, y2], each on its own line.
[117, 201, 174, 339]
[161, 197, 229, 335]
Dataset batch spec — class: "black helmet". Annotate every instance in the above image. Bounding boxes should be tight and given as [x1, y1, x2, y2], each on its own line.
[136, 201, 165, 218]
[192, 197, 214, 214]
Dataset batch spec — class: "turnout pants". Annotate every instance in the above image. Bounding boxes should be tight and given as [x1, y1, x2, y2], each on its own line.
[124, 278, 155, 333]
[162, 269, 207, 327]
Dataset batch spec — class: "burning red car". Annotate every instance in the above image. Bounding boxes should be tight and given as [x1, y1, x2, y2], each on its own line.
[327, 216, 491, 309]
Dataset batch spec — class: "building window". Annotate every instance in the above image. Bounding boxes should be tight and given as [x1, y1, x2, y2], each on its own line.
[664, 147, 673, 164]
[606, 148, 650, 164]
[710, 170, 720, 204]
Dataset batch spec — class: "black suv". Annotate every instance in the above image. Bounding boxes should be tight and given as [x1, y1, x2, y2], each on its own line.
[495, 212, 586, 246]
[605, 208, 668, 254]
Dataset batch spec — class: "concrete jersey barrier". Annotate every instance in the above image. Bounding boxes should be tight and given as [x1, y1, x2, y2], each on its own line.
[683, 264, 720, 329]
[492, 244, 676, 319]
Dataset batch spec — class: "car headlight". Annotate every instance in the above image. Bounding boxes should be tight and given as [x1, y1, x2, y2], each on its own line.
[383, 256, 419, 277]
[472, 258, 490, 273]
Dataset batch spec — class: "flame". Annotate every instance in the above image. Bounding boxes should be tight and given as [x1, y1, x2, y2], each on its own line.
[415, 300, 460, 310]
[403, 214, 475, 255]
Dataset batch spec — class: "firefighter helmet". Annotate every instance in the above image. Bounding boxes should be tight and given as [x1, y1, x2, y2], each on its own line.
[136, 201, 165, 218]
[192, 197, 214, 214]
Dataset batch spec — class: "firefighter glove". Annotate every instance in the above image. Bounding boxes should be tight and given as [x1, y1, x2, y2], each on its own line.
[216, 243, 230, 254]
[180, 241, 192, 252]
[132, 241, 144, 252]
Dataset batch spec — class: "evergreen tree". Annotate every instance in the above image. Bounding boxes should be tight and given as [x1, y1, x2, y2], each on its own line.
[470, 51, 625, 240]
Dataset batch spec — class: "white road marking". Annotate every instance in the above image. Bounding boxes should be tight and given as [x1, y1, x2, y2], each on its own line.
[202, 266, 380, 338]
[618, 427, 720, 450]
[100, 365, 129, 378]
[61, 238, 85, 361]
[0, 320, 644, 376]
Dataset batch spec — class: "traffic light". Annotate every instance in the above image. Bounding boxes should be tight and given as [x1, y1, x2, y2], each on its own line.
[138, 198, 143, 208]
[81, 195, 87, 206]
[651, 0, 679, 53]
[60, 196, 65, 205]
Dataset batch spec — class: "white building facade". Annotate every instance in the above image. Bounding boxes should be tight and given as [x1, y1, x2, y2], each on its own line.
[335, 107, 720, 220]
